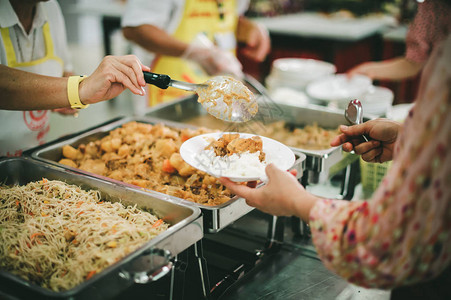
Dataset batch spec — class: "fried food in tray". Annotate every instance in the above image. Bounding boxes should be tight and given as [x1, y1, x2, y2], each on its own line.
[187, 116, 340, 150]
[58, 121, 232, 206]
[258, 121, 340, 150]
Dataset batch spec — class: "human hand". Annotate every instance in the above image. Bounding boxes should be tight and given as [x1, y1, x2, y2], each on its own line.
[346, 61, 382, 79]
[238, 21, 271, 62]
[219, 164, 316, 220]
[182, 43, 244, 78]
[347, 58, 424, 81]
[330, 119, 401, 163]
[78, 55, 150, 105]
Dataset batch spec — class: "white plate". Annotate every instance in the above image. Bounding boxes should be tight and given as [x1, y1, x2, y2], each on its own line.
[361, 86, 394, 116]
[180, 132, 295, 182]
[387, 103, 415, 122]
[272, 58, 336, 79]
[306, 74, 372, 102]
[268, 58, 337, 89]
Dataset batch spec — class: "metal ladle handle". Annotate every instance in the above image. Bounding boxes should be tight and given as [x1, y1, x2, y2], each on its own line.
[345, 99, 369, 142]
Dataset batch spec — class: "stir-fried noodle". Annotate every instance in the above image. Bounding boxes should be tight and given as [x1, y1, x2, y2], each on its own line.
[0, 179, 168, 292]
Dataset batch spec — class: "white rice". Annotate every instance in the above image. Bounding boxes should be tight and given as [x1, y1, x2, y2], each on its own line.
[202, 149, 267, 178]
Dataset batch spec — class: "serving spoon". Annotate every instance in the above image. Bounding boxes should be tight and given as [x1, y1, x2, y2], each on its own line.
[143, 71, 258, 122]
[345, 99, 369, 142]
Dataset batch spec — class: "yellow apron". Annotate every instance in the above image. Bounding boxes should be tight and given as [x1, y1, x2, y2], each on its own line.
[148, 0, 238, 106]
[0, 22, 64, 157]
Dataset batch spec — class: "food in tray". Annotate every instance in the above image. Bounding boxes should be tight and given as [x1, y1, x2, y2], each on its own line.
[0, 179, 168, 292]
[58, 121, 232, 205]
[260, 121, 340, 150]
[187, 116, 340, 150]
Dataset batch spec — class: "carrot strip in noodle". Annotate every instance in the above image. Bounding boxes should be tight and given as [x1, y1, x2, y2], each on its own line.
[30, 233, 44, 240]
[86, 270, 96, 280]
[152, 219, 164, 228]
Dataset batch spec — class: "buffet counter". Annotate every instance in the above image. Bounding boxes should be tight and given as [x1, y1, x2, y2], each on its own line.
[1, 93, 387, 299]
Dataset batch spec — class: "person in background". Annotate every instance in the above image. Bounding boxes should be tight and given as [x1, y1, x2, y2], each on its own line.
[220, 34, 451, 298]
[0, 0, 149, 157]
[121, 0, 271, 107]
[347, 0, 451, 81]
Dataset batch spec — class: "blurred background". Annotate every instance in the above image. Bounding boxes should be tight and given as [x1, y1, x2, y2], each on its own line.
[58, 0, 419, 102]
[50, 0, 419, 166]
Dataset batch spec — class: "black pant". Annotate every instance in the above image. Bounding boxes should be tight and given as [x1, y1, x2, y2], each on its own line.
[391, 266, 451, 300]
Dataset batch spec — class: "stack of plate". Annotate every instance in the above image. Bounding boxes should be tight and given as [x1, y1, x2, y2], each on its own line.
[306, 74, 372, 102]
[265, 58, 336, 92]
[387, 103, 415, 122]
[305, 74, 373, 108]
[360, 86, 394, 116]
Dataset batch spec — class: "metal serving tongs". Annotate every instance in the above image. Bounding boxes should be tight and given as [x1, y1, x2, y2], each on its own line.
[143, 71, 258, 123]
[345, 99, 369, 142]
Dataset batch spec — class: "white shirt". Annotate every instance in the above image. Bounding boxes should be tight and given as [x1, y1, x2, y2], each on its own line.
[0, 0, 72, 72]
[121, 0, 249, 33]
[0, 0, 72, 157]
[121, 0, 250, 66]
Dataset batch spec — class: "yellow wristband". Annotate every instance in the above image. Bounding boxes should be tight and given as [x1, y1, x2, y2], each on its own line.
[67, 75, 89, 109]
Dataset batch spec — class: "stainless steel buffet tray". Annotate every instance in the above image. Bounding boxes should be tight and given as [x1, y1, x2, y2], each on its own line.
[30, 117, 305, 233]
[0, 157, 203, 300]
[145, 95, 346, 173]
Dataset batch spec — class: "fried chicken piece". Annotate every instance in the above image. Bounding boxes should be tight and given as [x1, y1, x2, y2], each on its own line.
[84, 141, 99, 158]
[169, 153, 197, 177]
[207, 133, 240, 156]
[59, 158, 77, 168]
[227, 136, 263, 155]
[62, 145, 79, 160]
[79, 159, 106, 174]
[206, 134, 265, 161]
[221, 133, 240, 144]
[153, 139, 178, 158]
[127, 179, 150, 188]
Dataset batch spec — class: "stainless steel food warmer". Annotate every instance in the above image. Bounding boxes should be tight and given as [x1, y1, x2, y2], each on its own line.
[0, 157, 203, 300]
[144, 95, 346, 178]
[30, 117, 305, 233]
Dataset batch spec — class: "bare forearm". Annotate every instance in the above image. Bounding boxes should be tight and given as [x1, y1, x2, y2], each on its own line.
[0, 65, 70, 110]
[293, 192, 320, 222]
[375, 57, 423, 80]
[348, 57, 424, 81]
[123, 24, 187, 57]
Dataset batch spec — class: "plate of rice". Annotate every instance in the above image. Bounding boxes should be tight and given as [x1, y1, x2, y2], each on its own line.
[180, 132, 295, 182]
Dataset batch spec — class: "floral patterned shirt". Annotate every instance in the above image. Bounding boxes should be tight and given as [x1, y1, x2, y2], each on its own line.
[405, 0, 451, 64]
[309, 35, 451, 289]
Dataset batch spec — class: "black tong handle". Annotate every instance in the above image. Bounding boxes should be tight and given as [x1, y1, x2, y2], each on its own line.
[143, 71, 171, 89]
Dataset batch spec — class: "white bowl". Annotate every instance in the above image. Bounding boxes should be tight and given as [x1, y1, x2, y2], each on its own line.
[265, 74, 306, 91]
[361, 86, 394, 116]
[269, 58, 337, 89]
[387, 103, 415, 122]
[306, 74, 372, 103]
[268, 87, 310, 106]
